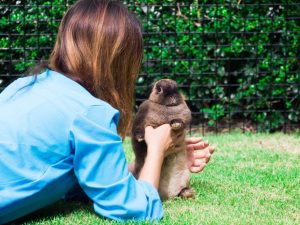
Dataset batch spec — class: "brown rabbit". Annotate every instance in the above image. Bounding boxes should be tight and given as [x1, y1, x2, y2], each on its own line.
[131, 79, 195, 200]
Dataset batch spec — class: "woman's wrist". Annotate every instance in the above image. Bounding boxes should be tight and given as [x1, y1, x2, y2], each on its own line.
[138, 148, 164, 189]
[139, 124, 172, 189]
[146, 146, 165, 159]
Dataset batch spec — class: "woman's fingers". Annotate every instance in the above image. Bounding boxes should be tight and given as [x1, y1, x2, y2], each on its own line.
[189, 141, 209, 151]
[188, 143, 216, 173]
[206, 145, 216, 154]
[191, 153, 210, 165]
[194, 150, 211, 161]
[185, 137, 202, 145]
[194, 146, 215, 161]
[195, 145, 216, 155]
[190, 163, 206, 173]
[174, 135, 216, 173]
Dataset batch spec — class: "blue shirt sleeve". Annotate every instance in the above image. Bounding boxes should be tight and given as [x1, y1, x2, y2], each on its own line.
[69, 104, 163, 221]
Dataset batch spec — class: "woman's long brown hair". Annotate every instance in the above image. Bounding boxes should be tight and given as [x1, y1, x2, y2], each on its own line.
[49, 0, 143, 138]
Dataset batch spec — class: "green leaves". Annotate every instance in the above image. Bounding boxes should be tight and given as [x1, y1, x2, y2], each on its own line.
[1, 1, 299, 131]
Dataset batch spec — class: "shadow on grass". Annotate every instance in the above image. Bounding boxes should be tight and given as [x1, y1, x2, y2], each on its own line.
[8, 200, 92, 225]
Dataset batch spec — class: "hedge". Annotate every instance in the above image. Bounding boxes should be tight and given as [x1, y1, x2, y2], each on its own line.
[0, 0, 299, 132]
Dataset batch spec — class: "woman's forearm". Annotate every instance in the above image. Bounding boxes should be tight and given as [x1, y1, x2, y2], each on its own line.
[137, 124, 172, 189]
[138, 149, 164, 189]
[128, 154, 164, 189]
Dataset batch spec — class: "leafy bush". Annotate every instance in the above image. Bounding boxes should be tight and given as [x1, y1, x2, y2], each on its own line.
[0, 0, 299, 131]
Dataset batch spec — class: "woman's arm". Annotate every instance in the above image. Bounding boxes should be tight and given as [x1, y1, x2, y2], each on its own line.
[129, 135, 215, 178]
[71, 105, 167, 221]
[129, 137, 216, 175]
[138, 125, 172, 189]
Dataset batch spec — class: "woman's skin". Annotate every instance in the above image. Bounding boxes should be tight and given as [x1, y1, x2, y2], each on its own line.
[139, 125, 173, 188]
[186, 137, 215, 173]
[129, 125, 215, 189]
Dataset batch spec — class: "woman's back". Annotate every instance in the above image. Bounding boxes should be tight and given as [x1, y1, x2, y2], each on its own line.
[0, 69, 102, 181]
[0, 69, 122, 223]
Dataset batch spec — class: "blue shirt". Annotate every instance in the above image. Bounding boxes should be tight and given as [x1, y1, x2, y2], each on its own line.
[0, 70, 163, 224]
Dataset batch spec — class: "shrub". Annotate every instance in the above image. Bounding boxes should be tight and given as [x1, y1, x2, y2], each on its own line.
[0, 0, 299, 131]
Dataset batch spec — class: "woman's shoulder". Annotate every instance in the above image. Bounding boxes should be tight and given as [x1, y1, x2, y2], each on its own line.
[1, 69, 119, 123]
[40, 70, 117, 112]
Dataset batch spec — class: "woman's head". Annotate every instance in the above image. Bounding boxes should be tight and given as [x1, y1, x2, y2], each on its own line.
[49, 0, 143, 137]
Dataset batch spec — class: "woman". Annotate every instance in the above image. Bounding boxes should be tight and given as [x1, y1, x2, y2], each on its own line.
[0, 0, 214, 223]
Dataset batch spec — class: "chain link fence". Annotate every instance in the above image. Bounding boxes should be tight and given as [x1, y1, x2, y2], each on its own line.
[1, 0, 299, 134]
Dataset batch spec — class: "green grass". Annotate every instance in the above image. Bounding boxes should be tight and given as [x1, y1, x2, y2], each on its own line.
[11, 133, 300, 225]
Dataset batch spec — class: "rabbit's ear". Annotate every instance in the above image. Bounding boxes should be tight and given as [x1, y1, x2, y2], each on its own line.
[155, 83, 163, 94]
[147, 80, 156, 95]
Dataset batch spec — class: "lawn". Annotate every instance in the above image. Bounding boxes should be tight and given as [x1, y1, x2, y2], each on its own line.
[10, 132, 300, 225]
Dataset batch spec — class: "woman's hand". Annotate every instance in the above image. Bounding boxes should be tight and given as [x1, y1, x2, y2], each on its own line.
[144, 124, 173, 157]
[186, 137, 215, 173]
